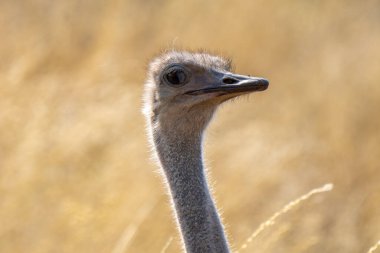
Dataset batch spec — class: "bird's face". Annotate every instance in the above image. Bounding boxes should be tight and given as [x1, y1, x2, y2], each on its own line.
[144, 51, 269, 130]
[158, 62, 268, 105]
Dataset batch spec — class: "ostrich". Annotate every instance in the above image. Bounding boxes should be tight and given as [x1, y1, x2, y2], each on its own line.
[143, 50, 269, 253]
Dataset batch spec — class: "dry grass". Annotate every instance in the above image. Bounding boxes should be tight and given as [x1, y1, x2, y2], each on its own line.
[0, 0, 380, 252]
[237, 183, 334, 252]
[368, 240, 380, 253]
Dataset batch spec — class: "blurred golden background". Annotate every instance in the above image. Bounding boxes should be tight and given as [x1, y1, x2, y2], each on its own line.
[1, 0, 380, 252]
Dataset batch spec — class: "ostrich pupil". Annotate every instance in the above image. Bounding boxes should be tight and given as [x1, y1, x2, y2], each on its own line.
[167, 69, 186, 85]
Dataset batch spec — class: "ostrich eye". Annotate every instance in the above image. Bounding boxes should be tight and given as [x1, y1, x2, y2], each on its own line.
[163, 67, 189, 86]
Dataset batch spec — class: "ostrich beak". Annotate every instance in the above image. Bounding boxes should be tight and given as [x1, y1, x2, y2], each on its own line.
[185, 73, 269, 96]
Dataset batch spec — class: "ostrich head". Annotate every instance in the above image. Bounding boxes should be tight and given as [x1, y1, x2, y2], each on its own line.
[143, 50, 269, 134]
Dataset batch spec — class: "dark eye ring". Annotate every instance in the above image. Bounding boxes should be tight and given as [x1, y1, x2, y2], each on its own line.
[163, 66, 190, 87]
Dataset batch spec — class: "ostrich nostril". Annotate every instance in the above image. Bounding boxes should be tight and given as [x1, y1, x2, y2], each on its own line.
[222, 77, 239, 84]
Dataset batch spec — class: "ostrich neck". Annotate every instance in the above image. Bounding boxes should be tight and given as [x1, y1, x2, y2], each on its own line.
[153, 122, 230, 253]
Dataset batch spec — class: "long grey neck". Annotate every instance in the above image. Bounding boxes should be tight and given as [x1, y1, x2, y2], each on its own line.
[152, 123, 230, 253]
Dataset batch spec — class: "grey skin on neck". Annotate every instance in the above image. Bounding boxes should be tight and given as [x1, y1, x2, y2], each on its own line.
[152, 107, 230, 253]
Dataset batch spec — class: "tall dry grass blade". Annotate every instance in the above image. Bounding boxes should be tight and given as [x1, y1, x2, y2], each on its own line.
[160, 237, 173, 253]
[112, 199, 157, 253]
[368, 240, 380, 253]
[236, 183, 334, 253]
